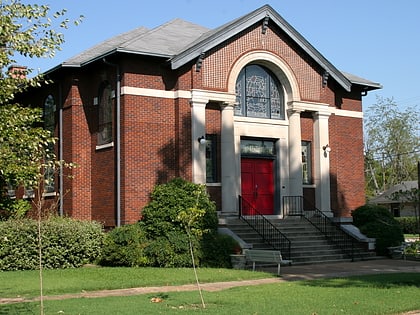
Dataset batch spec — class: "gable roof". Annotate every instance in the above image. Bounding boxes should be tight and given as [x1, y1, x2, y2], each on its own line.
[369, 181, 418, 204]
[55, 4, 380, 92]
[62, 19, 209, 67]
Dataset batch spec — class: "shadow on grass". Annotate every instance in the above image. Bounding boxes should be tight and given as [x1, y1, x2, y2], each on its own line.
[300, 273, 420, 289]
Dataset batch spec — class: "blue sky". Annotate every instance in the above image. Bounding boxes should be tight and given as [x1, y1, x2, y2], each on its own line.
[18, 0, 420, 112]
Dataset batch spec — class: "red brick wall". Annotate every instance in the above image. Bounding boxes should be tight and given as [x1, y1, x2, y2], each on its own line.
[205, 103, 222, 210]
[201, 23, 322, 101]
[329, 114, 365, 217]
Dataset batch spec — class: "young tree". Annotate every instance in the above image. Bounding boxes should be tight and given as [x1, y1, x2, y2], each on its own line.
[364, 96, 419, 196]
[0, 3, 81, 314]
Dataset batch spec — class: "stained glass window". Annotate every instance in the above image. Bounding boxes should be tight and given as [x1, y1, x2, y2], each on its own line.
[44, 95, 56, 193]
[235, 65, 284, 119]
[98, 81, 113, 145]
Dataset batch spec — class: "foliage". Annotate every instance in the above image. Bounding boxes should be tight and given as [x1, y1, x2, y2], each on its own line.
[0, 1, 80, 220]
[0, 105, 56, 193]
[396, 217, 420, 234]
[201, 232, 240, 268]
[404, 241, 420, 257]
[0, 217, 104, 271]
[0, 197, 31, 220]
[352, 204, 404, 255]
[0, 1, 83, 104]
[141, 178, 217, 237]
[364, 96, 419, 197]
[99, 223, 149, 267]
[139, 178, 218, 267]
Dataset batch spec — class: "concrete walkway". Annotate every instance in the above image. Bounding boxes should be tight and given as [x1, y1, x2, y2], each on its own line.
[1, 258, 419, 306]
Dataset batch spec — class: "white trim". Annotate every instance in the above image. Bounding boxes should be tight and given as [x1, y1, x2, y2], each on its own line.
[227, 51, 301, 101]
[331, 108, 363, 118]
[96, 142, 114, 151]
[290, 101, 363, 118]
[120, 86, 363, 119]
[121, 86, 191, 99]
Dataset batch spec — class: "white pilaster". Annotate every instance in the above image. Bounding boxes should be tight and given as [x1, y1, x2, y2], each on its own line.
[190, 94, 208, 184]
[287, 108, 303, 197]
[221, 102, 238, 214]
[313, 110, 332, 215]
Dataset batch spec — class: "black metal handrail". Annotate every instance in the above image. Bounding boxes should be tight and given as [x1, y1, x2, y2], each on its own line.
[283, 195, 361, 261]
[238, 195, 291, 259]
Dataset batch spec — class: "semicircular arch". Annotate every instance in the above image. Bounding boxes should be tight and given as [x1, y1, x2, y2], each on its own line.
[227, 51, 301, 102]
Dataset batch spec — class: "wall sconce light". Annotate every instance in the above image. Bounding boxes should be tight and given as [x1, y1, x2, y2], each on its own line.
[197, 136, 206, 145]
[323, 144, 331, 153]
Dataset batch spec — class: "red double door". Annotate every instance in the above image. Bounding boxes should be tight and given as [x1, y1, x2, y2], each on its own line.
[241, 158, 274, 215]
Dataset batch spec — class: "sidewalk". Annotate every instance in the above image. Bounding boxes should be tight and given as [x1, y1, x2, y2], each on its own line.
[1, 258, 419, 305]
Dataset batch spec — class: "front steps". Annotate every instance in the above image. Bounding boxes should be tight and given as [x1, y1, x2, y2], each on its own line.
[223, 217, 376, 265]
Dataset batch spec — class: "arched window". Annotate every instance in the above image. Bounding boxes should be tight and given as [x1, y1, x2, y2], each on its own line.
[98, 81, 113, 145]
[44, 94, 55, 133]
[235, 64, 284, 119]
[43, 95, 56, 193]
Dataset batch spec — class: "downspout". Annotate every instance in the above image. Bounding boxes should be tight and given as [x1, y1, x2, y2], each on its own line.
[103, 58, 121, 227]
[59, 82, 64, 216]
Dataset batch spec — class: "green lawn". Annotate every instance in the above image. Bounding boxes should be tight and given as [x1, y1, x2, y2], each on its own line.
[1, 268, 420, 315]
[0, 266, 274, 298]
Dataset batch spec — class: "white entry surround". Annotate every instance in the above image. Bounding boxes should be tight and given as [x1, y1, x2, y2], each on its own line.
[190, 51, 336, 216]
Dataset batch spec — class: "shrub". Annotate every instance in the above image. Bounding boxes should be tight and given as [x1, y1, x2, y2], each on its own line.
[396, 217, 420, 234]
[0, 217, 104, 271]
[144, 232, 197, 267]
[99, 223, 149, 267]
[201, 232, 240, 268]
[0, 197, 31, 220]
[352, 204, 404, 255]
[404, 241, 420, 257]
[140, 178, 218, 267]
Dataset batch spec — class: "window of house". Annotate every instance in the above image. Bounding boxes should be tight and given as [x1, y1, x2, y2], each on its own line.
[235, 64, 284, 119]
[301, 141, 312, 184]
[206, 134, 217, 183]
[98, 81, 113, 145]
[43, 95, 56, 193]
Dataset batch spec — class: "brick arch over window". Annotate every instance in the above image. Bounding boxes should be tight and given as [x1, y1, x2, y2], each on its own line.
[227, 51, 301, 104]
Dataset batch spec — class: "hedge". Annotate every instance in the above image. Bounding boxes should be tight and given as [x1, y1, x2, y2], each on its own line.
[0, 217, 104, 271]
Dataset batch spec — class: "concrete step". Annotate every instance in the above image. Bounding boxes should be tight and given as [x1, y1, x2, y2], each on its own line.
[223, 217, 377, 265]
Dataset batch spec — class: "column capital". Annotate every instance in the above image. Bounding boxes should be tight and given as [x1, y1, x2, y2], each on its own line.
[220, 101, 236, 110]
[312, 110, 331, 119]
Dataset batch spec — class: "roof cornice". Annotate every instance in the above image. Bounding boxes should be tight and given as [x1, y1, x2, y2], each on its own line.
[170, 4, 353, 92]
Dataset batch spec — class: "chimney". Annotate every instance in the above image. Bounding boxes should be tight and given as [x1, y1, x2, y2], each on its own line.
[8, 65, 27, 79]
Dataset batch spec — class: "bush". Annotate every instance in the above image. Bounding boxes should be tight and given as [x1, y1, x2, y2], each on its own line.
[0, 217, 104, 271]
[201, 232, 240, 268]
[99, 223, 149, 267]
[140, 178, 218, 267]
[352, 204, 404, 255]
[396, 217, 420, 234]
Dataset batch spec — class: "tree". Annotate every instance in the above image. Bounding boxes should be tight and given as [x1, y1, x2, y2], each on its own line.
[364, 96, 419, 197]
[0, 1, 82, 213]
[0, 2, 81, 314]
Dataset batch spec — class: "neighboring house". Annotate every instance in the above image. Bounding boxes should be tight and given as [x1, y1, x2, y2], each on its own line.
[370, 181, 419, 217]
[18, 5, 381, 228]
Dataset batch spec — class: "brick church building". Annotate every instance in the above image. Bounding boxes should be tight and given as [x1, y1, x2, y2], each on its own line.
[21, 5, 380, 228]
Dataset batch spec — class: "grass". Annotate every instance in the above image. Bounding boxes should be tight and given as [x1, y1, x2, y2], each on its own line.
[1, 269, 420, 314]
[0, 266, 274, 298]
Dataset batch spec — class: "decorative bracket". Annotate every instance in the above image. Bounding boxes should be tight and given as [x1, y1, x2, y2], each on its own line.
[262, 15, 270, 34]
[195, 52, 205, 72]
[322, 71, 329, 87]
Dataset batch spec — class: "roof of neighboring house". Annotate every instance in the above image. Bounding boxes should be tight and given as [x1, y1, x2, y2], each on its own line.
[50, 4, 381, 92]
[369, 181, 418, 204]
